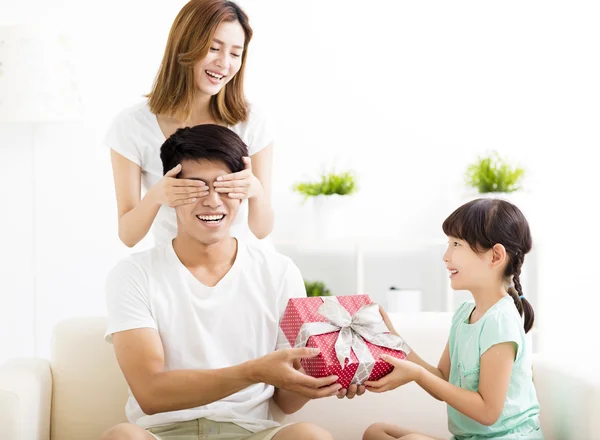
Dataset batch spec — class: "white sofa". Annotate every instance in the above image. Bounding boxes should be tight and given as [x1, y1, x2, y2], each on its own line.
[1, 313, 598, 440]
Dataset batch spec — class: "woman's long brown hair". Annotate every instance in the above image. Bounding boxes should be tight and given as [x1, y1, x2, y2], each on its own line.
[147, 0, 252, 125]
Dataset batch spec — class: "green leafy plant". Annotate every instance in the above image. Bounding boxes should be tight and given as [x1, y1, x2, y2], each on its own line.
[304, 280, 331, 297]
[293, 170, 358, 200]
[465, 151, 525, 193]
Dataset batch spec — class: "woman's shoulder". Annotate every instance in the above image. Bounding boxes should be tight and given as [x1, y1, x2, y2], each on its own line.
[104, 100, 162, 161]
[229, 102, 274, 155]
[229, 102, 269, 133]
[109, 100, 154, 127]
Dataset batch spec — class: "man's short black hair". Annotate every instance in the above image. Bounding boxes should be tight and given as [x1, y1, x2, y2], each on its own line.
[160, 124, 248, 175]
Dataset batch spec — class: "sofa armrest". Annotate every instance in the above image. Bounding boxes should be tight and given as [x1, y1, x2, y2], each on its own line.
[0, 358, 52, 440]
[533, 354, 600, 440]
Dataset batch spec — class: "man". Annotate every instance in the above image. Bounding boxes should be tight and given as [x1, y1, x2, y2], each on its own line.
[101, 125, 362, 440]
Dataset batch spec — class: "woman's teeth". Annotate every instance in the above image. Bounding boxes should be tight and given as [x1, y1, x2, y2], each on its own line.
[206, 70, 224, 80]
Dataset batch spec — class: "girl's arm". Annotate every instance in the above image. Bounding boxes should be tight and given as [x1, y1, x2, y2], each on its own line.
[406, 342, 450, 400]
[379, 307, 449, 399]
[415, 342, 515, 425]
[367, 342, 516, 426]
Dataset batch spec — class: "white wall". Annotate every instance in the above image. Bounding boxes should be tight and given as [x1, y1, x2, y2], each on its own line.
[1, 0, 599, 363]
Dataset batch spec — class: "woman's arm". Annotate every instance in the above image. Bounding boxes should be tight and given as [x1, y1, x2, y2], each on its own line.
[212, 144, 275, 239]
[247, 143, 274, 239]
[110, 150, 206, 247]
[111, 150, 160, 247]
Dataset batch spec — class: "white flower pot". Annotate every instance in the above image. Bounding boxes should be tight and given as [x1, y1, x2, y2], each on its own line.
[311, 194, 355, 242]
[463, 190, 519, 203]
[386, 288, 423, 313]
[460, 190, 535, 225]
[457, 190, 541, 253]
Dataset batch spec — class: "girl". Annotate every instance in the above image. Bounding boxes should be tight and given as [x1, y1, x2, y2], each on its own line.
[364, 198, 543, 440]
[105, 0, 275, 248]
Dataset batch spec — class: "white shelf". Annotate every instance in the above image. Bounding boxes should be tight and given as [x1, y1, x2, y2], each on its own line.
[275, 239, 452, 313]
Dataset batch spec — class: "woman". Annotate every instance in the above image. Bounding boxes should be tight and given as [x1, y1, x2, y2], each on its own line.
[105, 0, 274, 248]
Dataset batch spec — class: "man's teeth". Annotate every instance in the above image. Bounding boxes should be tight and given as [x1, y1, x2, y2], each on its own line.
[197, 215, 224, 222]
[206, 70, 224, 79]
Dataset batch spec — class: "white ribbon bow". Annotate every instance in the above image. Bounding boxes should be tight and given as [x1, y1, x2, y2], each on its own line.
[294, 296, 411, 385]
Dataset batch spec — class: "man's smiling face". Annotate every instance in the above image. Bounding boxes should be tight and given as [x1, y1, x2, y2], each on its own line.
[175, 158, 241, 245]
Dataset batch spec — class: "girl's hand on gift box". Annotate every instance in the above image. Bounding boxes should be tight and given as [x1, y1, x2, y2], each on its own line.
[364, 355, 423, 393]
[379, 305, 400, 336]
[336, 383, 366, 399]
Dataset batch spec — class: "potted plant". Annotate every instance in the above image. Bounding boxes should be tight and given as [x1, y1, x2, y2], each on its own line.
[304, 280, 332, 297]
[462, 150, 530, 209]
[463, 150, 536, 233]
[465, 151, 525, 195]
[293, 169, 358, 242]
[293, 170, 358, 200]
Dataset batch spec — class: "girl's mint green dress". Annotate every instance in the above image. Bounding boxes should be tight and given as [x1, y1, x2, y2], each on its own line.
[448, 296, 543, 439]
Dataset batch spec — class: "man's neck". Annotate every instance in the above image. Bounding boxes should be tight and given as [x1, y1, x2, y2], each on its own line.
[172, 234, 238, 269]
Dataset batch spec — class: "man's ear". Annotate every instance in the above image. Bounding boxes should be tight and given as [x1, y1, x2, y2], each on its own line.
[490, 243, 507, 268]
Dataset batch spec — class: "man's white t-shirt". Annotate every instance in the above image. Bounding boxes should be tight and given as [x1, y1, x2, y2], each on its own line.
[104, 239, 305, 432]
[103, 102, 274, 247]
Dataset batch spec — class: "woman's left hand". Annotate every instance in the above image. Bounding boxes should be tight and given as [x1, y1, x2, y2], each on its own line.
[364, 355, 422, 393]
[214, 157, 263, 200]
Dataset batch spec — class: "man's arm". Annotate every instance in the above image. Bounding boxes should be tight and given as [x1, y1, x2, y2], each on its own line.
[272, 388, 310, 415]
[106, 260, 252, 414]
[270, 263, 315, 414]
[113, 328, 256, 415]
[112, 329, 341, 415]
[271, 358, 312, 415]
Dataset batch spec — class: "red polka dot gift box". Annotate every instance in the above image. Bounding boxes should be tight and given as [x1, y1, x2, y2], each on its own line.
[280, 294, 411, 389]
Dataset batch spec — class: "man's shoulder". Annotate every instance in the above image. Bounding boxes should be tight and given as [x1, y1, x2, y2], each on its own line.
[108, 244, 170, 280]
